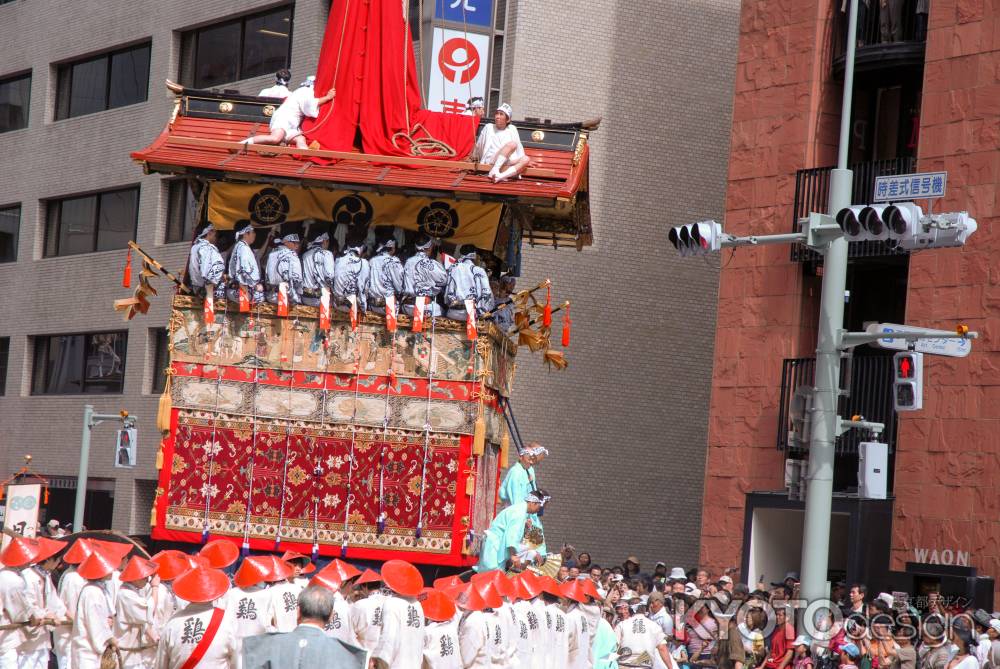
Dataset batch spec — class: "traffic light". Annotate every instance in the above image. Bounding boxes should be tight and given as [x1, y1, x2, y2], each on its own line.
[859, 205, 889, 241]
[893, 351, 923, 411]
[668, 220, 722, 256]
[884, 202, 923, 241]
[895, 211, 978, 250]
[836, 203, 977, 250]
[835, 206, 868, 240]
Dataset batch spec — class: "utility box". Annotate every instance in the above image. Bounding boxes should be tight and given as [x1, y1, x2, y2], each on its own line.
[858, 441, 888, 499]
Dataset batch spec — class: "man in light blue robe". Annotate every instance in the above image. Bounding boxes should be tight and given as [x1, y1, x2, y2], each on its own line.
[266, 234, 303, 305]
[187, 224, 226, 298]
[227, 222, 264, 304]
[365, 239, 404, 311]
[498, 450, 536, 507]
[402, 237, 447, 317]
[333, 242, 370, 312]
[444, 248, 494, 321]
[301, 232, 336, 307]
[474, 490, 549, 573]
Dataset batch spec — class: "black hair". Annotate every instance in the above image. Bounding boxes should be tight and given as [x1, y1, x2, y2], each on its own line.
[276, 68, 291, 84]
[850, 583, 867, 596]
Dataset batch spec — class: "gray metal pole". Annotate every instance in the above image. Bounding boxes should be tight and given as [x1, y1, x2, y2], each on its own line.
[74, 405, 93, 532]
[798, 0, 859, 606]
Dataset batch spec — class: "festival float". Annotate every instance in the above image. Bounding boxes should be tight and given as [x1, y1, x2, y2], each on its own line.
[124, 0, 596, 568]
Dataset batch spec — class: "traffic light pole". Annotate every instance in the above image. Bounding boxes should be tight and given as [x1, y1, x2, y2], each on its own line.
[75, 405, 133, 532]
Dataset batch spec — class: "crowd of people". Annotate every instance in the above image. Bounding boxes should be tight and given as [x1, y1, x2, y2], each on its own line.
[1, 531, 998, 669]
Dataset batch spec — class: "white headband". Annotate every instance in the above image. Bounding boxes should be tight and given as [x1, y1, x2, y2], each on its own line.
[525, 492, 550, 505]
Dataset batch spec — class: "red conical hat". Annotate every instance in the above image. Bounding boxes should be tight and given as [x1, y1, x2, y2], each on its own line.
[381, 560, 423, 597]
[33, 537, 67, 565]
[77, 550, 117, 580]
[152, 550, 195, 582]
[536, 575, 562, 598]
[199, 540, 240, 569]
[325, 559, 362, 584]
[448, 581, 502, 611]
[579, 577, 601, 601]
[120, 555, 159, 582]
[90, 539, 133, 564]
[309, 568, 342, 592]
[422, 589, 457, 622]
[355, 569, 382, 586]
[188, 554, 210, 569]
[559, 579, 590, 604]
[62, 538, 94, 565]
[264, 556, 294, 582]
[233, 556, 272, 589]
[433, 575, 463, 591]
[280, 551, 316, 574]
[0, 537, 41, 568]
[172, 565, 230, 603]
[512, 572, 543, 601]
[471, 570, 515, 598]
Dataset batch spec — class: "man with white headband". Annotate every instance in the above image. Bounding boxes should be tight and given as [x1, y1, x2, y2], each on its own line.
[474, 489, 550, 573]
[466, 97, 485, 120]
[266, 234, 304, 306]
[301, 231, 335, 307]
[401, 236, 447, 318]
[366, 238, 404, 313]
[333, 236, 370, 316]
[473, 103, 531, 183]
[228, 222, 264, 305]
[241, 75, 335, 150]
[188, 224, 226, 298]
[443, 246, 493, 321]
[258, 68, 292, 99]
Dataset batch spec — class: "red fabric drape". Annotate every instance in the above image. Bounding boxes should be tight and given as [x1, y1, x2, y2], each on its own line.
[303, 0, 476, 160]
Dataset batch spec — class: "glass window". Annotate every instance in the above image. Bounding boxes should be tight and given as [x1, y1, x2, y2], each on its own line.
[151, 329, 169, 394]
[0, 205, 19, 262]
[32, 332, 127, 395]
[55, 43, 150, 120]
[45, 186, 139, 257]
[165, 180, 197, 243]
[180, 6, 292, 89]
[0, 72, 30, 133]
[0, 337, 8, 396]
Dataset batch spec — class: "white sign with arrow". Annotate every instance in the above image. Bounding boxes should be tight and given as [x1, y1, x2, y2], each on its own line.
[865, 322, 972, 358]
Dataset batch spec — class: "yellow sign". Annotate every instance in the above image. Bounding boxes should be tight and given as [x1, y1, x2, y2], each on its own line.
[207, 183, 504, 250]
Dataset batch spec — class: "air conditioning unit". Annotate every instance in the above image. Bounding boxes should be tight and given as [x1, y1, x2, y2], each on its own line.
[858, 441, 888, 499]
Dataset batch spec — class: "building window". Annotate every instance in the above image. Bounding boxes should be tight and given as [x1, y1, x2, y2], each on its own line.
[32, 331, 128, 395]
[55, 43, 150, 120]
[0, 72, 30, 133]
[151, 328, 169, 394]
[179, 6, 293, 89]
[0, 337, 8, 396]
[44, 186, 139, 258]
[0, 205, 19, 262]
[164, 180, 197, 243]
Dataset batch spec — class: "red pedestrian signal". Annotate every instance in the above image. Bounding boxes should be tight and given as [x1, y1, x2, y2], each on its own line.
[898, 356, 913, 378]
[893, 352, 923, 411]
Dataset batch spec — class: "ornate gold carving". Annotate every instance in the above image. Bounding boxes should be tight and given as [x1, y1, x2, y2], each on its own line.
[169, 99, 181, 126]
[218, 101, 234, 113]
[262, 105, 276, 117]
[572, 132, 589, 166]
[531, 130, 545, 142]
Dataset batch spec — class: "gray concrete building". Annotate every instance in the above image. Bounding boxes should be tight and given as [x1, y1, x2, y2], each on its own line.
[0, 0, 738, 566]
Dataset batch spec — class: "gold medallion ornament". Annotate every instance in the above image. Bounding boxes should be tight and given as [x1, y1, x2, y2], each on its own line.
[263, 105, 275, 117]
[531, 130, 545, 142]
[218, 101, 234, 113]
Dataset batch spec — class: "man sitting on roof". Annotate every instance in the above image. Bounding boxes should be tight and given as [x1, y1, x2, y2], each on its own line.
[241, 77, 336, 150]
[258, 68, 292, 99]
[473, 103, 531, 183]
[466, 96, 485, 119]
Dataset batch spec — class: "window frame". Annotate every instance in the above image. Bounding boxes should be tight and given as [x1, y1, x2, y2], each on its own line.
[31, 331, 129, 396]
[55, 41, 151, 121]
[44, 185, 140, 258]
[0, 204, 20, 263]
[164, 179, 198, 244]
[0, 337, 9, 396]
[180, 5, 294, 90]
[0, 71, 31, 133]
[151, 328, 169, 394]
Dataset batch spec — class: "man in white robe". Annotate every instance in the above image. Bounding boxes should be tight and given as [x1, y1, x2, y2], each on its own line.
[349, 577, 385, 652]
[70, 552, 117, 669]
[19, 546, 68, 669]
[115, 557, 160, 668]
[473, 104, 531, 183]
[154, 566, 238, 669]
[265, 234, 304, 306]
[241, 78, 336, 150]
[474, 491, 548, 573]
[614, 599, 675, 669]
[301, 232, 336, 307]
[371, 560, 424, 669]
[227, 223, 264, 304]
[421, 590, 461, 669]
[187, 225, 226, 298]
[258, 68, 291, 99]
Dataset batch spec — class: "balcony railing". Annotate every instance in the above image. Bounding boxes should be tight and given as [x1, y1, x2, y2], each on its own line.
[832, 0, 927, 74]
[790, 157, 917, 262]
[777, 355, 898, 455]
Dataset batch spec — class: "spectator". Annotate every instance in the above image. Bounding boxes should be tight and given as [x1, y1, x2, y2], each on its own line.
[792, 635, 814, 669]
[568, 566, 581, 581]
[561, 544, 577, 568]
[842, 644, 863, 669]
[891, 625, 917, 669]
[623, 556, 641, 579]
[849, 583, 868, 615]
[695, 569, 710, 590]
[762, 602, 795, 669]
[576, 552, 592, 570]
[713, 592, 746, 669]
[557, 564, 570, 582]
[647, 591, 674, 638]
[948, 623, 978, 669]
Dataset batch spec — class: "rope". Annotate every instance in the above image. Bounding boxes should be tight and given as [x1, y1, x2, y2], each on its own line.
[302, 0, 352, 137]
[390, 123, 457, 157]
[340, 318, 366, 556]
[273, 319, 300, 548]
[414, 313, 438, 539]
[242, 301, 264, 553]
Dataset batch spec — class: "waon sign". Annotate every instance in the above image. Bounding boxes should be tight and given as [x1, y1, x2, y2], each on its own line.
[427, 28, 491, 114]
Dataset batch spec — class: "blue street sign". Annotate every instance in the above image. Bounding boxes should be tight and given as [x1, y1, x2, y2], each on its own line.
[873, 171, 947, 203]
[434, 0, 494, 28]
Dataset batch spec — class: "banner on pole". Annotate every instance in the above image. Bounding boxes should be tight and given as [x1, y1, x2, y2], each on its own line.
[427, 28, 491, 114]
[2, 483, 41, 549]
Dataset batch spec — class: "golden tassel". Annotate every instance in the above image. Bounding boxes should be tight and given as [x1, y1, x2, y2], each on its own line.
[472, 415, 485, 456]
[465, 475, 476, 496]
[155, 447, 164, 470]
[500, 427, 510, 468]
[150, 506, 157, 528]
[156, 374, 173, 433]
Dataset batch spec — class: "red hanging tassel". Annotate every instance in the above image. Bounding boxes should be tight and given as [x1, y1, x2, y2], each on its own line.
[238, 286, 250, 313]
[561, 305, 571, 347]
[412, 296, 426, 333]
[203, 291, 215, 325]
[465, 299, 478, 341]
[43, 487, 49, 504]
[542, 285, 552, 327]
[277, 283, 289, 317]
[122, 249, 132, 288]
[319, 288, 331, 331]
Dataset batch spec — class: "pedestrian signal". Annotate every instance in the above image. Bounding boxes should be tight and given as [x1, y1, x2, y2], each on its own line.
[893, 351, 923, 411]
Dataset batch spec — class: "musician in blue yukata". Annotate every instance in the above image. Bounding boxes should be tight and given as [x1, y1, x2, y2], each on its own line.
[333, 239, 370, 313]
[188, 224, 226, 298]
[490, 275, 517, 332]
[227, 222, 264, 304]
[365, 238, 404, 312]
[301, 231, 336, 307]
[474, 489, 550, 573]
[443, 247, 494, 320]
[498, 449, 537, 508]
[401, 237, 448, 317]
[265, 234, 304, 305]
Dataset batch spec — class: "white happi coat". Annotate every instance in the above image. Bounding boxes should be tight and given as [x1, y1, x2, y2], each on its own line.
[528, 598, 549, 669]
[225, 584, 275, 640]
[70, 581, 114, 669]
[188, 238, 225, 291]
[564, 604, 591, 669]
[323, 590, 358, 646]
[0, 567, 32, 659]
[20, 566, 65, 654]
[423, 619, 462, 669]
[366, 252, 404, 308]
[616, 613, 671, 669]
[265, 245, 304, 304]
[268, 85, 323, 141]
[474, 123, 525, 165]
[371, 594, 424, 669]
[458, 610, 490, 669]
[55, 567, 86, 667]
[511, 599, 540, 668]
[349, 591, 385, 651]
[333, 248, 370, 311]
[401, 253, 447, 315]
[485, 608, 514, 668]
[444, 255, 494, 313]
[269, 580, 301, 633]
[544, 602, 570, 668]
[301, 245, 336, 298]
[153, 602, 240, 669]
[227, 239, 263, 302]
[115, 582, 156, 668]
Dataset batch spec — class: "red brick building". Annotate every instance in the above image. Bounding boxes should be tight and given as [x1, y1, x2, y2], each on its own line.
[700, 0, 1000, 603]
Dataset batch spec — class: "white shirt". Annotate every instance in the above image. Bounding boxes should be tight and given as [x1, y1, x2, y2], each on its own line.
[616, 614, 671, 669]
[511, 600, 541, 669]
[0, 568, 32, 653]
[544, 603, 570, 668]
[372, 595, 424, 669]
[474, 122, 525, 165]
[458, 610, 490, 669]
[529, 598, 549, 669]
[565, 605, 590, 669]
[485, 608, 513, 668]
[650, 605, 675, 638]
[153, 602, 239, 669]
[71, 582, 114, 669]
[269, 86, 323, 132]
[259, 83, 291, 99]
[324, 591, 358, 646]
[225, 584, 275, 640]
[350, 591, 385, 651]
[55, 567, 86, 661]
[115, 582, 156, 668]
[424, 619, 463, 669]
[20, 566, 64, 654]
[269, 580, 300, 633]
